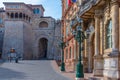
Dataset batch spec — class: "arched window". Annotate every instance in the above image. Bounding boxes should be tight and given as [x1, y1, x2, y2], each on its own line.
[106, 20, 112, 49]
[37, 8, 40, 14]
[33, 8, 40, 14]
[39, 21, 48, 28]
[33, 8, 36, 14]
[19, 13, 22, 19]
[15, 13, 18, 18]
[11, 13, 14, 18]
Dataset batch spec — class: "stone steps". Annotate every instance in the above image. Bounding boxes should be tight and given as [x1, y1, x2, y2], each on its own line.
[84, 73, 103, 80]
[89, 77, 104, 80]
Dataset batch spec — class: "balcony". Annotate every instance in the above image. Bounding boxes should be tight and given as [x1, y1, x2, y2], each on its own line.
[79, 0, 100, 16]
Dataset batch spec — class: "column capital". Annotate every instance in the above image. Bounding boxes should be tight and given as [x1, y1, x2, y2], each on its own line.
[111, 0, 119, 5]
[111, 0, 118, 3]
[94, 9, 103, 18]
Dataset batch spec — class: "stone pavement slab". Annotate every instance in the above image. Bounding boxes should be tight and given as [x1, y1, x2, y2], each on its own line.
[51, 60, 75, 80]
[0, 60, 71, 80]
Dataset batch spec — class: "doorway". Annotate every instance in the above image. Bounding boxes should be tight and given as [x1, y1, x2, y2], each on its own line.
[38, 38, 48, 59]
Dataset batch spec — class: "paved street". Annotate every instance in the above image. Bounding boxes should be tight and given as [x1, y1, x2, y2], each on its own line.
[0, 60, 71, 80]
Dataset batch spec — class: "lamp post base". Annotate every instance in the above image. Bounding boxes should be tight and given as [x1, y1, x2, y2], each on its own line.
[76, 62, 84, 78]
[61, 62, 65, 71]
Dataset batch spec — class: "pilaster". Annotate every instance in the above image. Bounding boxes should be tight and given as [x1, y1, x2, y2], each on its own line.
[93, 9, 103, 76]
[103, 0, 120, 79]
[109, 0, 119, 56]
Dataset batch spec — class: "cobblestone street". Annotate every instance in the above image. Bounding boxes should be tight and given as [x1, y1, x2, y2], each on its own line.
[0, 60, 71, 80]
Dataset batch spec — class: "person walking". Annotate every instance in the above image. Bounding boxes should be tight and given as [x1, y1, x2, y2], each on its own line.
[10, 48, 18, 63]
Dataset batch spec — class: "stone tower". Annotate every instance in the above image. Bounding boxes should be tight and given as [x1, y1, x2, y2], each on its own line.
[2, 2, 34, 59]
[2, 2, 61, 60]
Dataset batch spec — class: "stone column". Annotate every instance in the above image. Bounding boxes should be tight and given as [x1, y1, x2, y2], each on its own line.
[94, 14, 100, 56]
[88, 40, 93, 73]
[110, 0, 119, 55]
[93, 10, 103, 76]
[23, 14, 25, 20]
[82, 38, 88, 73]
[103, 1, 120, 80]
[84, 39, 88, 59]
[13, 12, 15, 19]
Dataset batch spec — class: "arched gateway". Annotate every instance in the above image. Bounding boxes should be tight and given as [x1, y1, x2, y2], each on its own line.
[38, 38, 48, 59]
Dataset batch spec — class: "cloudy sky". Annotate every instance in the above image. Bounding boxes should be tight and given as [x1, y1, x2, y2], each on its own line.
[0, 0, 62, 19]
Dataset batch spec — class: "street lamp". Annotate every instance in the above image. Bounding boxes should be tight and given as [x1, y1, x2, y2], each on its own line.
[59, 36, 66, 71]
[49, 31, 66, 71]
[70, 17, 87, 79]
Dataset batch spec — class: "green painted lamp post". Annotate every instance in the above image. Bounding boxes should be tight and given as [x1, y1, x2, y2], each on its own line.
[59, 36, 66, 71]
[71, 18, 86, 79]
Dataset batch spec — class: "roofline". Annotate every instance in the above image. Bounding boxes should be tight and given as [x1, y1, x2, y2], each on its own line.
[3, 2, 33, 11]
[3, 2, 24, 4]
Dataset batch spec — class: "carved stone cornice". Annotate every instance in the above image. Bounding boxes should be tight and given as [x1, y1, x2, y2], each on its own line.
[79, 0, 101, 16]
[111, 0, 119, 6]
[111, 0, 118, 3]
[94, 9, 103, 18]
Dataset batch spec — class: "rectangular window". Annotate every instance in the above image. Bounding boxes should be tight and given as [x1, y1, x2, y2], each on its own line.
[106, 20, 112, 49]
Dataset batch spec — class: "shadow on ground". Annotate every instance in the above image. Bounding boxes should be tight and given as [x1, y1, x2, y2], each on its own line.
[0, 67, 26, 79]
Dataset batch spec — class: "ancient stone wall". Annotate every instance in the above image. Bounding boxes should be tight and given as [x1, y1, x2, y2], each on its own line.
[2, 21, 24, 59]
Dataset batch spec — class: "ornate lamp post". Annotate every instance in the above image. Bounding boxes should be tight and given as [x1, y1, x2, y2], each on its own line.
[59, 36, 66, 71]
[70, 17, 86, 79]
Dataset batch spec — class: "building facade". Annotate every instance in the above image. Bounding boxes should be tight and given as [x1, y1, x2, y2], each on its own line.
[62, 0, 120, 80]
[0, 2, 61, 60]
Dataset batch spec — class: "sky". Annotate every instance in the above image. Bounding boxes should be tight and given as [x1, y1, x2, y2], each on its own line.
[0, 0, 62, 19]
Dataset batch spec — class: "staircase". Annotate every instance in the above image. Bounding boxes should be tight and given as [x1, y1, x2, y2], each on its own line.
[89, 77, 104, 80]
[84, 73, 104, 80]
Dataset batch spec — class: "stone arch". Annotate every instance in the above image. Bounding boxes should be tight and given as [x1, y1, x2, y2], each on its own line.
[38, 38, 48, 59]
[15, 13, 18, 18]
[34, 34, 51, 59]
[10, 13, 14, 18]
[19, 13, 22, 19]
[39, 21, 48, 28]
